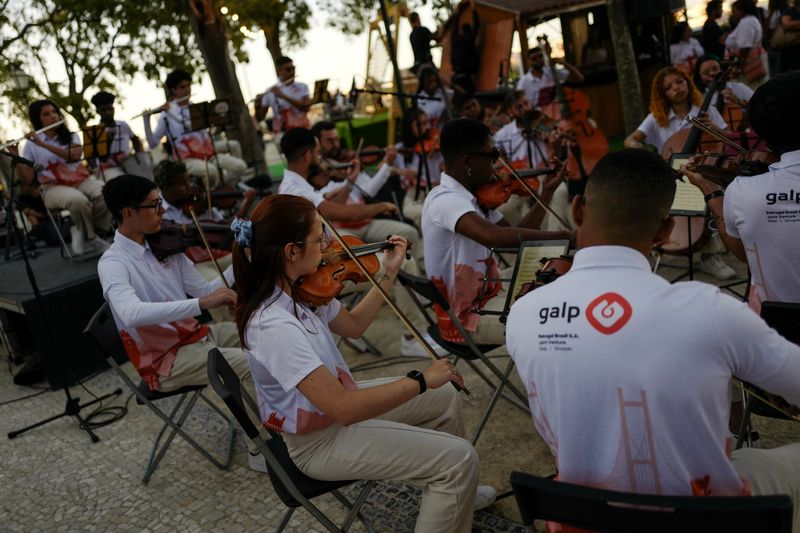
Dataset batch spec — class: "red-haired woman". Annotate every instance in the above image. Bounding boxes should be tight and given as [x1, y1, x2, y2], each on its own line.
[623, 66, 737, 281]
[18, 100, 112, 254]
[231, 194, 494, 532]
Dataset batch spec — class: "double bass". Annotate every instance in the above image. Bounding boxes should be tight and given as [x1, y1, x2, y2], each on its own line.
[536, 35, 609, 185]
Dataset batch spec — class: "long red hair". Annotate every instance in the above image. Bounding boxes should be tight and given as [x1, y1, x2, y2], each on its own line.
[649, 66, 702, 128]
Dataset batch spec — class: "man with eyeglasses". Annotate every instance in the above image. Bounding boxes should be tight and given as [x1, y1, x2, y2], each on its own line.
[255, 56, 311, 134]
[97, 175, 267, 472]
[422, 118, 572, 346]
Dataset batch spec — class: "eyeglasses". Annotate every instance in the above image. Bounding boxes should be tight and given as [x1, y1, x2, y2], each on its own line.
[296, 228, 331, 251]
[136, 199, 163, 211]
[467, 147, 501, 162]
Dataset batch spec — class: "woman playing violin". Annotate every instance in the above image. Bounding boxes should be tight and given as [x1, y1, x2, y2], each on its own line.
[17, 99, 113, 256]
[231, 194, 495, 531]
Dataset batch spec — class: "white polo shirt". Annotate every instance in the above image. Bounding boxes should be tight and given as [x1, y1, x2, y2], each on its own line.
[670, 38, 705, 66]
[245, 287, 356, 434]
[23, 132, 87, 186]
[260, 81, 310, 132]
[415, 88, 454, 130]
[507, 245, 800, 496]
[635, 104, 728, 154]
[147, 100, 213, 160]
[392, 145, 444, 191]
[422, 172, 503, 342]
[278, 169, 325, 207]
[98, 120, 136, 170]
[98, 230, 233, 390]
[318, 164, 394, 229]
[725, 15, 763, 52]
[724, 149, 800, 307]
[493, 120, 549, 168]
[706, 81, 754, 109]
[516, 68, 569, 108]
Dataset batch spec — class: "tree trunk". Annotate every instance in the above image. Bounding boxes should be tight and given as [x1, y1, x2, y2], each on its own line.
[607, 0, 644, 135]
[261, 19, 284, 70]
[184, 0, 266, 174]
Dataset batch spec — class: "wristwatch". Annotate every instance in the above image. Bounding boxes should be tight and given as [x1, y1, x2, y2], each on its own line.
[704, 189, 725, 204]
[406, 370, 427, 395]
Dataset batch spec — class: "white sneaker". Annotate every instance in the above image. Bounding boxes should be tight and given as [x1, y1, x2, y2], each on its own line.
[248, 452, 268, 473]
[70, 226, 85, 255]
[474, 485, 497, 511]
[400, 331, 449, 358]
[699, 255, 735, 280]
[89, 237, 111, 254]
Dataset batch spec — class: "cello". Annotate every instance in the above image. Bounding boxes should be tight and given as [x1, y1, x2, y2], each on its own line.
[536, 35, 609, 182]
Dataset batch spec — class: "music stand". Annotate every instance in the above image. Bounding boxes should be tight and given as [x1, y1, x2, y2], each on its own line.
[188, 99, 233, 132]
[658, 153, 708, 282]
[311, 79, 329, 105]
[82, 124, 112, 181]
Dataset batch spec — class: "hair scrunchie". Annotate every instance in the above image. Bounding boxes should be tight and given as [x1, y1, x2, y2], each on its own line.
[230, 218, 253, 248]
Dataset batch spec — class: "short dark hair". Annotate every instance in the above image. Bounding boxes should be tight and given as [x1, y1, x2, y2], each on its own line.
[91, 91, 115, 107]
[706, 0, 722, 15]
[280, 127, 317, 162]
[275, 56, 293, 67]
[310, 120, 336, 139]
[153, 159, 188, 191]
[409, 12, 420, 23]
[440, 118, 491, 168]
[584, 149, 676, 240]
[102, 175, 158, 223]
[165, 69, 192, 92]
[748, 71, 800, 154]
[731, 0, 758, 15]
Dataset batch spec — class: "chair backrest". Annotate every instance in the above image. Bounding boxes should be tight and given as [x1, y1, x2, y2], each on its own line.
[206, 347, 260, 440]
[510, 471, 793, 533]
[761, 301, 800, 344]
[83, 302, 128, 365]
[396, 270, 450, 311]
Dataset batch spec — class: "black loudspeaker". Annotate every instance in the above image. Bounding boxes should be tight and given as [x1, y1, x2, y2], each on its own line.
[21, 277, 108, 389]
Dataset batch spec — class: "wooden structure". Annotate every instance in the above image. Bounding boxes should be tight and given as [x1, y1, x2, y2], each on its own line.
[439, 0, 684, 138]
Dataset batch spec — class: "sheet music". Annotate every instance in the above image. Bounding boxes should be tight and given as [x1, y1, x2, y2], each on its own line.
[669, 155, 706, 215]
[508, 242, 569, 307]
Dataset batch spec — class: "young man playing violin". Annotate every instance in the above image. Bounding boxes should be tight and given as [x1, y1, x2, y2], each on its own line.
[97, 175, 266, 472]
[278, 127, 447, 357]
[682, 71, 800, 312]
[422, 118, 572, 346]
[507, 149, 800, 531]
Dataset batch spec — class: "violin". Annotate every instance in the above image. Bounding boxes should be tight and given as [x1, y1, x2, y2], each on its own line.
[514, 256, 573, 300]
[180, 183, 261, 215]
[475, 169, 556, 210]
[685, 150, 778, 187]
[145, 220, 233, 261]
[295, 236, 404, 307]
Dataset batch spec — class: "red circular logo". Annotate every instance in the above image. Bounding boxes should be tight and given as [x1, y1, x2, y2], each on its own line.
[586, 292, 633, 334]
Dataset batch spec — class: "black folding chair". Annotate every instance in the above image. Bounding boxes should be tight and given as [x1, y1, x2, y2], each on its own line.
[396, 270, 529, 445]
[511, 471, 793, 533]
[207, 348, 376, 532]
[83, 303, 234, 483]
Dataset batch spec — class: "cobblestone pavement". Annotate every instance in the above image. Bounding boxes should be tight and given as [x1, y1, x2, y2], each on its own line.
[1, 252, 798, 531]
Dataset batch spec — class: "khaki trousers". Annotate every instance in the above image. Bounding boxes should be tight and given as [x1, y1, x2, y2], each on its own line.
[733, 443, 800, 532]
[284, 377, 480, 533]
[193, 254, 234, 323]
[184, 153, 247, 188]
[41, 177, 112, 241]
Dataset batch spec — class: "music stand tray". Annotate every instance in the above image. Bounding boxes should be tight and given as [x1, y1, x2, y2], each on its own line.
[188, 99, 232, 132]
[504, 239, 571, 312]
[312, 79, 329, 105]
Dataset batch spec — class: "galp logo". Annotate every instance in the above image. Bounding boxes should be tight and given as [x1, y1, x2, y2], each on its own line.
[586, 293, 632, 335]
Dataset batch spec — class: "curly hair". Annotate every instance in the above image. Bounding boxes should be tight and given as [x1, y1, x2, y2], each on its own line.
[152, 159, 187, 191]
[649, 66, 702, 128]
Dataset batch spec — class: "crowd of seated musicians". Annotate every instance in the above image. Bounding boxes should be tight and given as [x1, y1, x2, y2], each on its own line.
[5, 37, 800, 530]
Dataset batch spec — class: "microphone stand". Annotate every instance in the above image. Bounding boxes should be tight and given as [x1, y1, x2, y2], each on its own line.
[1, 151, 122, 442]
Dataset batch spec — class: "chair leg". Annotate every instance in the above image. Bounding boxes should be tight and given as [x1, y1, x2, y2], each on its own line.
[144, 391, 202, 483]
[735, 393, 756, 450]
[459, 357, 529, 411]
[332, 480, 376, 532]
[198, 392, 236, 467]
[471, 359, 516, 445]
[275, 507, 295, 533]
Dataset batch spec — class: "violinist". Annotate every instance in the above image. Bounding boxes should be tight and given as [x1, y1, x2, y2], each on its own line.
[516, 46, 583, 109]
[17, 99, 113, 256]
[255, 56, 311, 134]
[422, 118, 571, 346]
[624, 66, 736, 280]
[694, 55, 754, 111]
[415, 66, 454, 130]
[97, 175, 266, 472]
[393, 109, 445, 228]
[90, 90, 144, 182]
[682, 71, 800, 311]
[507, 149, 800, 526]
[143, 68, 247, 188]
[279, 127, 448, 357]
[230, 194, 496, 530]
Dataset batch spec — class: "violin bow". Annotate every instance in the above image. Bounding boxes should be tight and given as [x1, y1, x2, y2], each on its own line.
[497, 156, 573, 231]
[187, 206, 230, 289]
[317, 211, 471, 398]
[734, 379, 800, 423]
[684, 115, 745, 153]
